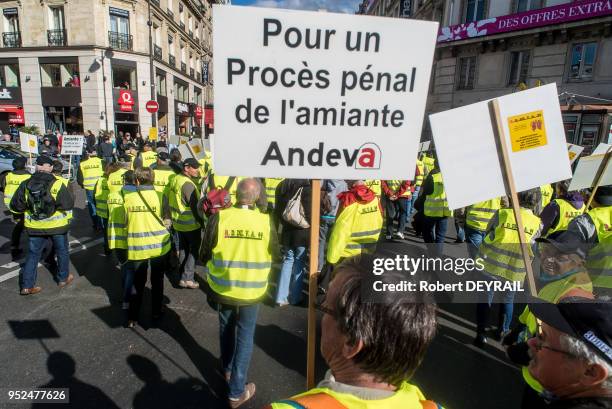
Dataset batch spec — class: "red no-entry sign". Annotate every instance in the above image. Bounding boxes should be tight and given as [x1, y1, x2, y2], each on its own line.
[146, 100, 159, 113]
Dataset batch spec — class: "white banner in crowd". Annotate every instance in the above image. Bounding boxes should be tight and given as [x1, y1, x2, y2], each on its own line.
[591, 143, 611, 155]
[212, 5, 438, 179]
[569, 152, 612, 192]
[567, 143, 584, 165]
[60, 135, 84, 155]
[20, 133, 38, 154]
[430, 84, 572, 210]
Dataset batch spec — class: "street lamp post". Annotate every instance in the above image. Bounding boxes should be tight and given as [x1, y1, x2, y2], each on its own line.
[147, 0, 157, 135]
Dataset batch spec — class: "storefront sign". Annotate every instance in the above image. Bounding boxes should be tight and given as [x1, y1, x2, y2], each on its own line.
[61, 135, 84, 155]
[8, 108, 24, 125]
[118, 89, 134, 112]
[202, 62, 209, 84]
[3, 7, 18, 16]
[204, 108, 214, 126]
[399, 0, 412, 18]
[176, 102, 189, 115]
[438, 0, 612, 43]
[194, 105, 203, 120]
[0, 88, 12, 99]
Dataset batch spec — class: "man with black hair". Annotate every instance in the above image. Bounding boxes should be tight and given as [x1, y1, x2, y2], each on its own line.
[10, 155, 74, 295]
[0, 156, 31, 258]
[265, 254, 441, 409]
[541, 180, 585, 239]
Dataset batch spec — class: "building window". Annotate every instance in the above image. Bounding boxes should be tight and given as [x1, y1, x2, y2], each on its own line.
[49, 6, 64, 30]
[179, 3, 185, 28]
[0, 64, 19, 87]
[156, 72, 166, 96]
[457, 56, 476, 90]
[167, 0, 173, 11]
[569, 42, 597, 81]
[109, 8, 129, 34]
[174, 80, 188, 102]
[464, 0, 485, 23]
[516, 0, 542, 12]
[112, 65, 136, 89]
[508, 50, 530, 86]
[3, 8, 20, 32]
[194, 88, 201, 105]
[41, 63, 80, 87]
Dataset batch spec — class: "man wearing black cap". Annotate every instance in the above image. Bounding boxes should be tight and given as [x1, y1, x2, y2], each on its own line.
[527, 298, 612, 408]
[9, 155, 74, 295]
[134, 142, 158, 169]
[168, 158, 203, 289]
[557, 186, 612, 296]
[0, 156, 31, 258]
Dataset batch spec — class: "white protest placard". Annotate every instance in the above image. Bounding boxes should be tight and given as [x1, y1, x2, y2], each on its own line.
[592, 143, 611, 155]
[168, 135, 180, 146]
[188, 138, 206, 160]
[178, 144, 194, 161]
[430, 83, 572, 210]
[568, 153, 612, 192]
[60, 135, 84, 155]
[567, 143, 584, 165]
[20, 132, 38, 154]
[179, 136, 189, 145]
[213, 5, 438, 179]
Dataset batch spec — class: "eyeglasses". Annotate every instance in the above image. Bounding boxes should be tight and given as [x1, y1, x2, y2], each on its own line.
[533, 327, 576, 358]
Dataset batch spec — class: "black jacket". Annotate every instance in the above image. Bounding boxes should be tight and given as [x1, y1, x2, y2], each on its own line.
[274, 179, 312, 248]
[10, 172, 74, 235]
[547, 397, 612, 409]
[97, 142, 114, 158]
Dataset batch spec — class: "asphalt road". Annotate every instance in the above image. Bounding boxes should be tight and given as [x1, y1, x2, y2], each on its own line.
[0, 184, 524, 409]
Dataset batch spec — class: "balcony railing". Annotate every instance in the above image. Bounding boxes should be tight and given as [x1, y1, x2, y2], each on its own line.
[179, 21, 185, 30]
[181, 62, 187, 73]
[153, 44, 162, 60]
[108, 31, 133, 51]
[47, 29, 66, 46]
[167, 9, 174, 18]
[169, 55, 176, 67]
[190, 68, 194, 78]
[2, 31, 21, 48]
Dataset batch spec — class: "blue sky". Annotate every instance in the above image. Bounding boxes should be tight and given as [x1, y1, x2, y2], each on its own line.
[230, 0, 363, 14]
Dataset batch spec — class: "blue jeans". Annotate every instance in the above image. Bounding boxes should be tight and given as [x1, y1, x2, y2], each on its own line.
[423, 216, 448, 256]
[465, 226, 486, 259]
[410, 186, 420, 214]
[386, 198, 408, 235]
[218, 303, 260, 399]
[20, 234, 69, 289]
[318, 217, 335, 271]
[476, 285, 516, 334]
[85, 189, 101, 229]
[404, 195, 414, 227]
[276, 246, 306, 305]
[455, 220, 465, 242]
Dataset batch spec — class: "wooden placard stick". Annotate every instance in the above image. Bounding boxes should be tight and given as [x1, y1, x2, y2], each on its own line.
[489, 100, 538, 297]
[585, 149, 612, 210]
[306, 179, 321, 389]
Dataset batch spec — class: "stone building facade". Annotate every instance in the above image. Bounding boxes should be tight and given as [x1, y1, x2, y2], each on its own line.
[0, 0, 225, 137]
[359, 0, 612, 153]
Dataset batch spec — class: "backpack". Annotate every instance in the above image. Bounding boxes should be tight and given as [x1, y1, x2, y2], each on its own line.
[201, 174, 234, 216]
[26, 178, 56, 220]
[282, 186, 310, 228]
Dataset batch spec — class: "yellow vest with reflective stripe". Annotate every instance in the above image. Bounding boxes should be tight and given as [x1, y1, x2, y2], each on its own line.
[466, 198, 502, 231]
[546, 199, 585, 237]
[540, 184, 553, 212]
[94, 176, 110, 219]
[415, 160, 424, 187]
[128, 154, 136, 170]
[386, 180, 411, 198]
[518, 270, 592, 392]
[198, 157, 213, 181]
[124, 186, 170, 260]
[424, 173, 451, 217]
[4, 172, 31, 210]
[169, 174, 200, 232]
[265, 178, 284, 208]
[270, 381, 434, 409]
[422, 155, 435, 175]
[365, 180, 382, 197]
[108, 168, 128, 194]
[327, 200, 383, 264]
[209, 175, 242, 203]
[140, 151, 158, 168]
[107, 187, 130, 250]
[479, 208, 541, 283]
[80, 157, 103, 190]
[54, 175, 72, 221]
[586, 207, 612, 290]
[153, 168, 174, 195]
[24, 179, 70, 230]
[206, 207, 272, 301]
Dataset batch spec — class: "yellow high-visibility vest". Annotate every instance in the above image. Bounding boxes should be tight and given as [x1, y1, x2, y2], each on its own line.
[4, 172, 31, 210]
[108, 168, 128, 194]
[169, 174, 201, 232]
[123, 186, 170, 260]
[546, 199, 585, 237]
[422, 155, 435, 175]
[107, 187, 132, 250]
[386, 180, 412, 198]
[208, 175, 243, 203]
[327, 199, 383, 264]
[153, 168, 174, 195]
[586, 207, 612, 290]
[365, 180, 382, 197]
[466, 198, 502, 232]
[265, 178, 284, 208]
[94, 176, 110, 219]
[518, 271, 592, 392]
[415, 160, 424, 187]
[140, 151, 158, 168]
[540, 184, 553, 212]
[424, 173, 451, 217]
[80, 157, 103, 190]
[478, 208, 541, 283]
[24, 179, 70, 230]
[206, 207, 272, 301]
[54, 175, 72, 221]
